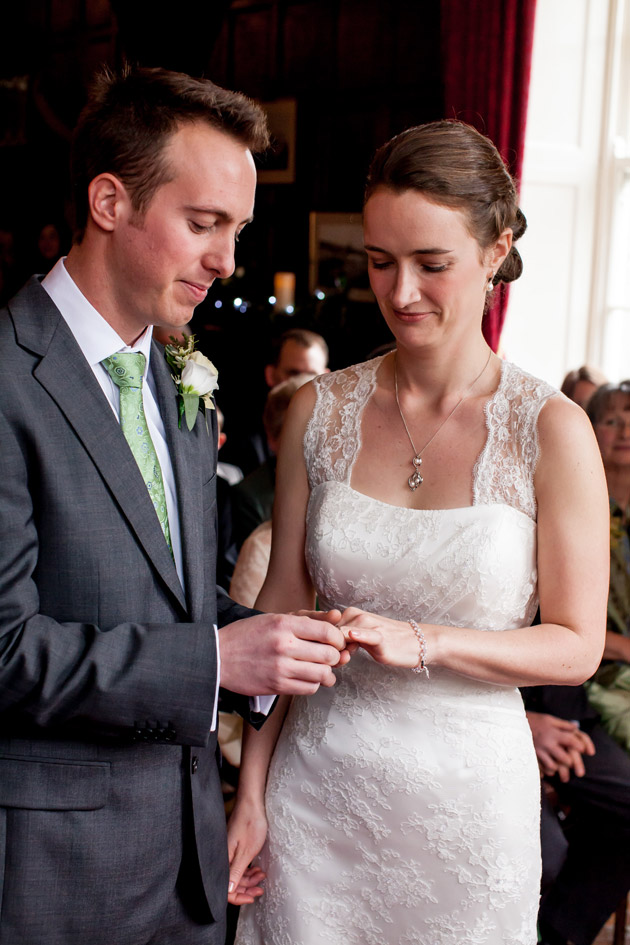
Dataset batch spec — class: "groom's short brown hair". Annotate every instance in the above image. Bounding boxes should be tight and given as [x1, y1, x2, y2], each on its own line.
[71, 65, 269, 242]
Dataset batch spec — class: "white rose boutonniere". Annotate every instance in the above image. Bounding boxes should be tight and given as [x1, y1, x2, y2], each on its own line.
[164, 335, 219, 432]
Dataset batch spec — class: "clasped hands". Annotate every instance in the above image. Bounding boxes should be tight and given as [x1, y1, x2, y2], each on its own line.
[219, 607, 423, 700]
[286, 606, 424, 680]
[526, 711, 596, 783]
[294, 606, 425, 668]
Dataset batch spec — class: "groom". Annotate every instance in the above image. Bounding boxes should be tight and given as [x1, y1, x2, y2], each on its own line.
[0, 67, 346, 945]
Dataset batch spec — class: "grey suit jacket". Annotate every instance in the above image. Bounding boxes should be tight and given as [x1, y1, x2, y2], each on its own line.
[0, 277, 257, 944]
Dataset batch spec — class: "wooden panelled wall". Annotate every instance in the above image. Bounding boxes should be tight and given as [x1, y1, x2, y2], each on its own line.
[209, 0, 443, 293]
[0, 0, 443, 302]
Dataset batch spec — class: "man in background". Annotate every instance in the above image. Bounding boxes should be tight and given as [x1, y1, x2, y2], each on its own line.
[264, 328, 329, 388]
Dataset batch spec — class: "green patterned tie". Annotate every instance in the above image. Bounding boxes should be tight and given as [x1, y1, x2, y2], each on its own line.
[102, 351, 172, 553]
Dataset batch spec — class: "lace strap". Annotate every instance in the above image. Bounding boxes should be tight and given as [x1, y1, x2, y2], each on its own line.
[303, 356, 383, 489]
[473, 361, 561, 520]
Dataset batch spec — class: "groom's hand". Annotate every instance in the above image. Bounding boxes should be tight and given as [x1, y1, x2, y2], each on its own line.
[219, 611, 347, 696]
[291, 608, 353, 666]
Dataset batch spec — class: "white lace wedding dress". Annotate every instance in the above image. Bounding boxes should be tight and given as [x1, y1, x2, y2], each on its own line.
[235, 356, 559, 945]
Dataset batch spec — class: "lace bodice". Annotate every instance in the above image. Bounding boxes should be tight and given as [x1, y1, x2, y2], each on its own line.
[303, 355, 559, 521]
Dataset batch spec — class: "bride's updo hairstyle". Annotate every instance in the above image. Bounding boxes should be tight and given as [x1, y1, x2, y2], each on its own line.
[364, 120, 526, 287]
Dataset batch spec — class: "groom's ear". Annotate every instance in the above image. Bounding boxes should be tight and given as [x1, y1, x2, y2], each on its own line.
[264, 364, 276, 388]
[87, 173, 130, 234]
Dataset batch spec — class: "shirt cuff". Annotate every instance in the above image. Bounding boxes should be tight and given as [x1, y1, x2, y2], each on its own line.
[212, 625, 275, 729]
[251, 695, 275, 716]
[211, 623, 220, 732]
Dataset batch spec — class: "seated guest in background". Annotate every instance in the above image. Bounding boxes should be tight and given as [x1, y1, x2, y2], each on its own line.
[222, 329, 330, 476]
[230, 372, 316, 550]
[522, 680, 630, 945]
[584, 382, 630, 750]
[521, 377, 628, 945]
[230, 373, 315, 606]
[229, 520, 272, 609]
[264, 328, 329, 388]
[561, 364, 608, 410]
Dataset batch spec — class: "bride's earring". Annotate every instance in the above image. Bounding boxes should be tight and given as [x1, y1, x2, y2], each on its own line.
[486, 273, 495, 292]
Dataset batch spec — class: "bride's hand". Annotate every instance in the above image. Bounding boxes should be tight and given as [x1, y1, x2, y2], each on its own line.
[291, 608, 356, 665]
[227, 799, 269, 905]
[339, 607, 426, 669]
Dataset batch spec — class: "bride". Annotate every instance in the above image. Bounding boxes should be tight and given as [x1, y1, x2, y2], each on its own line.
[227, 121, 609, 945]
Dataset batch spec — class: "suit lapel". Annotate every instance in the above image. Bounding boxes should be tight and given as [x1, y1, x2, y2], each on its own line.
[12, 280, 187, 612]
[151, 341, 208, 619]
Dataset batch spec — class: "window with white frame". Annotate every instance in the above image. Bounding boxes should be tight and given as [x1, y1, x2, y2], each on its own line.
[503, 0, 618, 386]
[600, 0, 630, 381]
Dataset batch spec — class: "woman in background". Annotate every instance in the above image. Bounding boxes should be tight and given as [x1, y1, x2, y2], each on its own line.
[585, 382, 630, 751]
[561, 365, 608, 410]
[229, 121, 609, 945]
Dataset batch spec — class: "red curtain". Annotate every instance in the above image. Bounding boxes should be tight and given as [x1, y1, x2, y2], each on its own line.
[440, 0, 538, 351]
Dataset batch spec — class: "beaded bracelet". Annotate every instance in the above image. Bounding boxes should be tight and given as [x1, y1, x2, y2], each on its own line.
[408, 618, 429, 678]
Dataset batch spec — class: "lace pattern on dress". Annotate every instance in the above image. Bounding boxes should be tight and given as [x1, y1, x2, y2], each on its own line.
[304, 356, 382, 490]
[303, 355, 560, 520]
[473, 360, 559, 520]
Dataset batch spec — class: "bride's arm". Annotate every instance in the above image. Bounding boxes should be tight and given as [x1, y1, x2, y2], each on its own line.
[344, 396, 610, 687]
[255, 380, 319, 613]
[227, 693, 291, 904]
[228, 382, 337, 903]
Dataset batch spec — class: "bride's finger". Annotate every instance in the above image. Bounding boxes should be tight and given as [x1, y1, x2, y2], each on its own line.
[240, 866, 266, 887]
[230, 883, 265, 905]
[337, 641, 359, 661]
[347, 627, 383, 646]
[294, 608, 342, 624]
[338, 606, 366, 625]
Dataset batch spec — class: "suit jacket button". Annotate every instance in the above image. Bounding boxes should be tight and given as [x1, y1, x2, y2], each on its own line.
[191, 755, 198, 774]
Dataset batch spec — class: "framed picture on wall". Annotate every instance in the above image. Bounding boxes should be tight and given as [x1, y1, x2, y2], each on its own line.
[258, 99, 297, 184]
[308, 211, 373, 302]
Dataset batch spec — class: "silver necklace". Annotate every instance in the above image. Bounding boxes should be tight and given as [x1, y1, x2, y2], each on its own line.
[394, 350, 492, 491]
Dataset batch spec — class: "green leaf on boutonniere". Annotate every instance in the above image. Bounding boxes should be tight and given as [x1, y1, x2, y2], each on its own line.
[182, 391, 201, 431]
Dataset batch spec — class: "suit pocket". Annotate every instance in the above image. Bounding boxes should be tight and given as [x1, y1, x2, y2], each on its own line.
[202, 470, 217, 513]
[0, 755, 110, 810]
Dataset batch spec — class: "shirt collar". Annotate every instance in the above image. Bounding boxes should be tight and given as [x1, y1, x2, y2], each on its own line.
[42, 257, 153, 371]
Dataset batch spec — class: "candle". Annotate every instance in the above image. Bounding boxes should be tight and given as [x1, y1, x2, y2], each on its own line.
[273, 271, 295, 313]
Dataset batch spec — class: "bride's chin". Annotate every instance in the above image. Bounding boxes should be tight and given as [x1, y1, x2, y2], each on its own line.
[389, 331, 442, 357]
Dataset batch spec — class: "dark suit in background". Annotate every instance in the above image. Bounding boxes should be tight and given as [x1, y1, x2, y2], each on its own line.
[522, 684, 630, 945]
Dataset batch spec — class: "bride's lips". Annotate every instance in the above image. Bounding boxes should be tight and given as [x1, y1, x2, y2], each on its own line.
[181, 281, 210, 302]
[392, 309, 435, 323]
